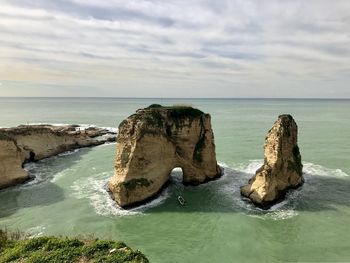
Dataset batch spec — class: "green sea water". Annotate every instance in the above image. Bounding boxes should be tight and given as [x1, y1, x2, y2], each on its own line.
[0, 98, 350, 263]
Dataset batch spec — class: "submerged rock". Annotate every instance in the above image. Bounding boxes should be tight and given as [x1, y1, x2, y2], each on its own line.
[240, 115, 304, 208]
[0, 124, 116, 189]
[108, 104, 222, 207]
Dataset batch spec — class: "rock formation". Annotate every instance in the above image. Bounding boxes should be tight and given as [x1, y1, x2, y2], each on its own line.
[108, 104, 222, 207]
[240, 114, 304, 208]
[0, 125, 116, 189]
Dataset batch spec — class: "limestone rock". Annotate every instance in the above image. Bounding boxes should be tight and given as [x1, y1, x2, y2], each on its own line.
[0, 136, 27, 188]
[0, 125, 116, 189]
[240, 115, 303, 208]
[108, 104, 222, 207]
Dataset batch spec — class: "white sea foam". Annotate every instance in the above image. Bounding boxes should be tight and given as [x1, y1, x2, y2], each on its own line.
[71, 172, 170, 217]
[58, 149, 80, 157]
[22, 154, 77, 186]
[220, 159, 349, 220]
[303, 162, 348, 177]
[50, 169, 74, 183]
[27, 123, 118, 134]
[233, 159, 263, 174]
[27, 225, 46, 238]
[19, 155, 350, 221]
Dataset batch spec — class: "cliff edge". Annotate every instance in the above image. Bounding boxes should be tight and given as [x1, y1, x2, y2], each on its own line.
[0, 125, 116, 189]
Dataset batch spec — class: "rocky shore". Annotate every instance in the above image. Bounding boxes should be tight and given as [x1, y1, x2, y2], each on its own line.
[0, 124, 116, 189]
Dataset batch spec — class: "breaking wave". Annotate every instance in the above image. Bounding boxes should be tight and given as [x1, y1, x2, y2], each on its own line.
[28, 123, 118, 134]
[218, 160, 349, 220]
[22, 154, 79, 186]
[14, 149, 350, 221]
[71, 172, 170, 217]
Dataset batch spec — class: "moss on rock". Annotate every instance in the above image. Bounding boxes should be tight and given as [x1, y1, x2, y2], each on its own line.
[193, 135, 206, 162]
[123, 178, 152, 191]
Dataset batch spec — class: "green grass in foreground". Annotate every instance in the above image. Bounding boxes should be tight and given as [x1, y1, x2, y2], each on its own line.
[0, 229, 149, 263]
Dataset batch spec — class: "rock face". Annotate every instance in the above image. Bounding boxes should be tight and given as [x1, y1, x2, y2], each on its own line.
[108, 105, 222, 207]
[0, 137, 27, 188]
[240, 115, 304, 208]
[0, 125, 116, 189]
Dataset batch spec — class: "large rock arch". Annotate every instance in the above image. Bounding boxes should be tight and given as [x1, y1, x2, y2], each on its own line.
[108, 105, 222, 207]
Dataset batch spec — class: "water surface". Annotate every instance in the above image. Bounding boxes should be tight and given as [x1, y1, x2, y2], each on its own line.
[0, 98, 349, 262]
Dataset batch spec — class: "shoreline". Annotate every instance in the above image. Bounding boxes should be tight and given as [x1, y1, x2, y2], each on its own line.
[0, 124, 116, 190]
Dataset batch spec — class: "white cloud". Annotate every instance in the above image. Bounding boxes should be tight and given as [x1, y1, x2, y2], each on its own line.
[0, 0, 349, 97]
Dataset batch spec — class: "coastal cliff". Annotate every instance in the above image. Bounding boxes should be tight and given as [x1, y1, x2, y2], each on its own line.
[241, 115, 304, 208]
[0, 125, 116, 189]
[108, 104, 222, 207]
[0, 137, 27, 188]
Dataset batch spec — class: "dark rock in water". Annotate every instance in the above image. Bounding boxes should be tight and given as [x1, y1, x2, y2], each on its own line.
[108, 105, 222, 208]
[0, 124, 116, 189]
[240, 114, 304, 208]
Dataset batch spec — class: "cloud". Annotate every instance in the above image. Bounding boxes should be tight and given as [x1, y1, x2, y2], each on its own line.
[0, 0, 349, 97]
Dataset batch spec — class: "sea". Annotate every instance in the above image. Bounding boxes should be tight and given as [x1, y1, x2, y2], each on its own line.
[0, 97, 349, 263]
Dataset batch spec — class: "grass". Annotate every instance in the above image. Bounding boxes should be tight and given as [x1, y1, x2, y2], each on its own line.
[0, 131, 14, 141]
[0, 229, 149, 263]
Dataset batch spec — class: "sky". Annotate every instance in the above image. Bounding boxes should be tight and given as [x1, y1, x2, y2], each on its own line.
[0, 0, 349, 98]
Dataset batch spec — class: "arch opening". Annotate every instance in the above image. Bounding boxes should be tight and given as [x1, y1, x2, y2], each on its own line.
[170, 167, 183, 184]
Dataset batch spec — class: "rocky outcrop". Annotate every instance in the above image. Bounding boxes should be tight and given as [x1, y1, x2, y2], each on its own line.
[0, 136, 27, 188]
[0, 125, 116, 189]
[108, 104, 222, 207]
[241, 115, 304, 208]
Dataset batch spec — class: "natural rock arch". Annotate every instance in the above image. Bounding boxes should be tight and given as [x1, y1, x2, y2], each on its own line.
[108, 105, 222, 207]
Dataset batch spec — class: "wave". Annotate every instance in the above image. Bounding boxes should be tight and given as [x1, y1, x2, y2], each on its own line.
[71, 172, 170, 217]
[220, 159, 349, 179]
[218, 159, 349, 220]
[58, 149, 80, 157]
[27, 225, 46, 238]
[27, 123, 118, 134]
[18, 154, 350, 221]
[22, 158, 76, 186]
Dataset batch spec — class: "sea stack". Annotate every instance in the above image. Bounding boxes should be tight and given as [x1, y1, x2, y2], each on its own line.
[108, 104, 222, 208]
[0, 125, 116, 189]
[240, 114, 304, 208]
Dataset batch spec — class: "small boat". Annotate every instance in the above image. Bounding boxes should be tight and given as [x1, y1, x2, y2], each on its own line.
[177, 195, 186, 206]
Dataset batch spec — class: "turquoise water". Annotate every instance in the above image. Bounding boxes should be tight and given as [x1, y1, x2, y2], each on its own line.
[0, 98, 350, 262]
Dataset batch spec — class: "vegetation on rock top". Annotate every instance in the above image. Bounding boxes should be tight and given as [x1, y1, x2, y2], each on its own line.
[146, 104, 204, 118]
[0, 131, 14, 141]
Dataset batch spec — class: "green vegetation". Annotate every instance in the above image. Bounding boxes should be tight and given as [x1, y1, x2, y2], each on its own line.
[145, 104, 204, 129]
[127, 104, 206, 139]
[0, 131, 14, 141]
[193, 135, 206, 162]
[292, 145, 303, 176]
[0, 229, 148, 263]
[123, 178, 152, 191]
[145, 104, 162, 109]
[146, 104, 204, 119]
[168, 106, 204, 119]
